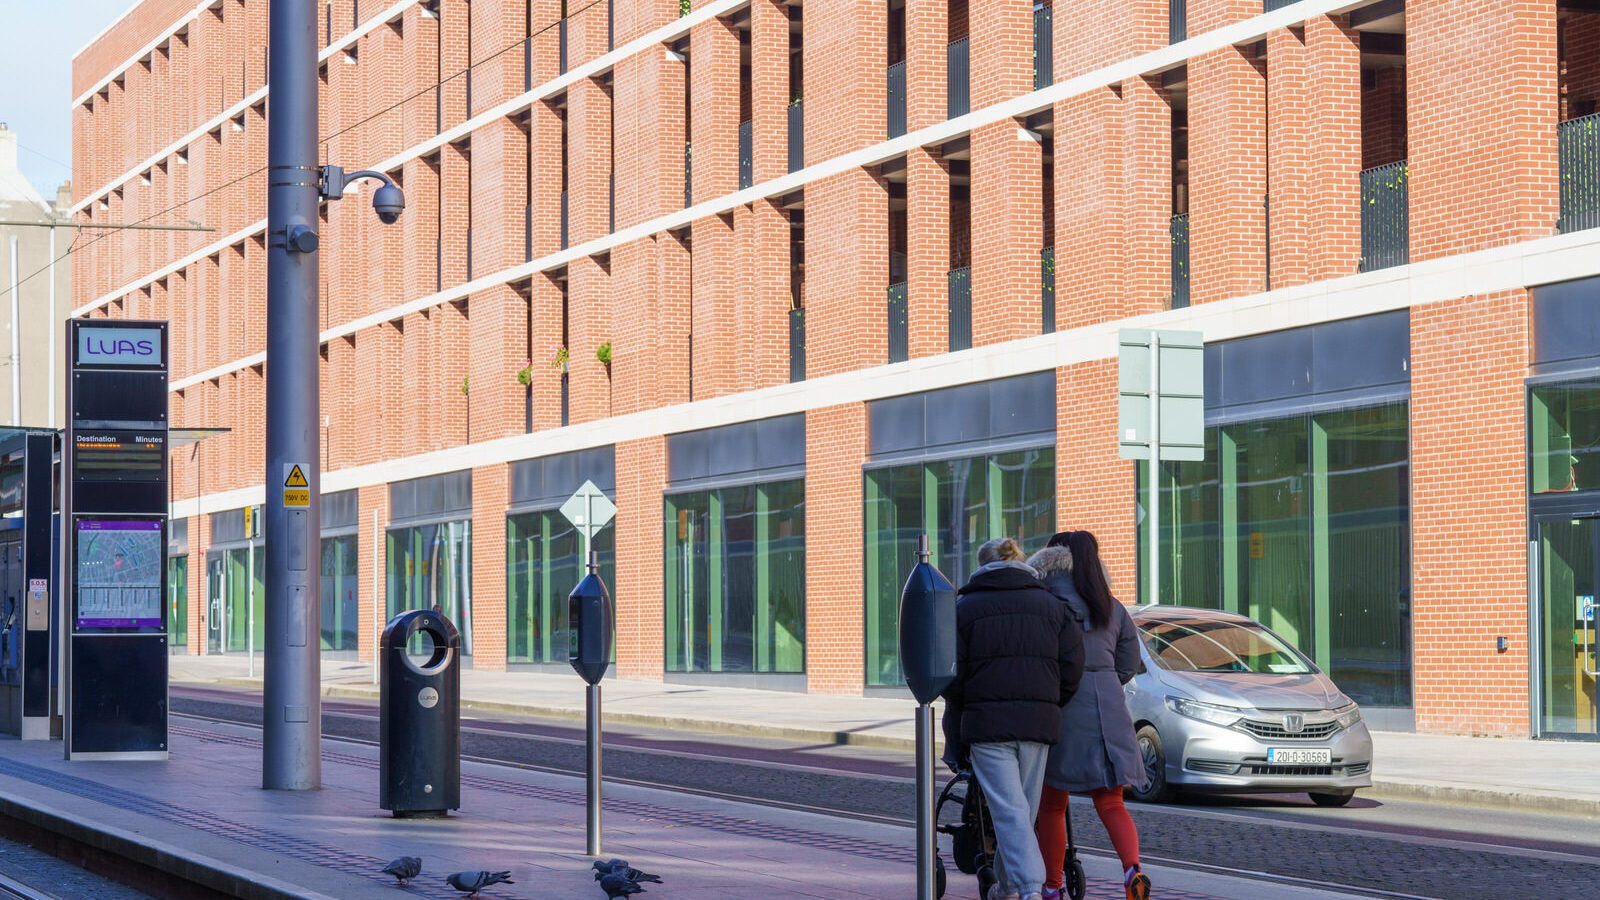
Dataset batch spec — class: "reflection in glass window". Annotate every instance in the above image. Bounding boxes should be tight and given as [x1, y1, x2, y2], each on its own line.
[865, 447, 1055, 686]
[507, 511, 614, 664]
[664, 480, 806, 674]
[1139, 615, 1313, 674]
[319, 535, 359, 651]
[387, 521, 473, 655]
[168, 556, 188, 646]
[1136, 404, 1411, 707]
[1530, 381, 1600, 493]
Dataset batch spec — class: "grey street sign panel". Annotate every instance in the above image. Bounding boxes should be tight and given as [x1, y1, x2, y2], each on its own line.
[1118, 328, 1205, 461]
[560, 480, 617, 542]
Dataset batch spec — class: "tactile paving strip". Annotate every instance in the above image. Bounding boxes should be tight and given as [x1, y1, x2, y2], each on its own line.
[170, 722, 1223, 900]
[0, 752, 495, 900]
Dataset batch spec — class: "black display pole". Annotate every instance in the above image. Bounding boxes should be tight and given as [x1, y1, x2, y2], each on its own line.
[62, 319, 170, 761]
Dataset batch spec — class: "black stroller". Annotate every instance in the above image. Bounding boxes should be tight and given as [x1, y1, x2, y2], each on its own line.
[935, 768, 1086, 900]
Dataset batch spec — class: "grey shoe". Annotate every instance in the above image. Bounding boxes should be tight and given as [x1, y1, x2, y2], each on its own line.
[985, 886, 1021, 900]
[1023, 894, 1046, 900]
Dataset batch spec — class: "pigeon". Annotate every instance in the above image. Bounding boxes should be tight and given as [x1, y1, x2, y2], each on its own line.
[382, 856, 423, 884]
[593, 860, 663, 884]
[444, 871, 515, 896]
[596, 872, 648, 898]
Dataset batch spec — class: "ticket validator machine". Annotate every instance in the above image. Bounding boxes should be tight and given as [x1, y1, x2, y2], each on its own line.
[63, 319, 169, 760]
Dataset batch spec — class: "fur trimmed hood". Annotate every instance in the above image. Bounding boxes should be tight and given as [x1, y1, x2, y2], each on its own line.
[1027, 545, 1075, 580]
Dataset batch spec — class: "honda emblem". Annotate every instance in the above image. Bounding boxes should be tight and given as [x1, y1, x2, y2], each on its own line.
[1283, 713, 1305, 734]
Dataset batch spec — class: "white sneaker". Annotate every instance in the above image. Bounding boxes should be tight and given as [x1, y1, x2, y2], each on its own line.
[1023, 894, 1046, 900]
[985, 887, 1021, 900]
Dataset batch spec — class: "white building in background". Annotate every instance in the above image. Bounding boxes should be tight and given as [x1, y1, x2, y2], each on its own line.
[0, 124, 68, 429]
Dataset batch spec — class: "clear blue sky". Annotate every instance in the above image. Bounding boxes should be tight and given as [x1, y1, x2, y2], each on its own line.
[0, 1, 141, 198]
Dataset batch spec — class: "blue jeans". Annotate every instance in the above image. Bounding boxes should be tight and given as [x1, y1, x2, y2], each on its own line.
[969, 740, 1049, 897]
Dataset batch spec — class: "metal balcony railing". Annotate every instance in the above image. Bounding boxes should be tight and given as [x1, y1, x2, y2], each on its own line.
[738, 120, 753, 189]
[787, 100, 804, 173]
[887, 62, 907, 138]
[560, 373, 570, 427]
[559, 18, 568, 74]
[1359, 160, 1409, 272]
[947, 38, 970, 119]
[609, 173, 616, 233]
[1170, 213, 1190, 309]
[524, 204, 533, 261]
[1559, 112, 1600, 234]
[1170, 0, 1187, 43]
[948, 267, 972, 351]
[1034, 5, 1053, 90]
[684, 143, 693, 207]
[789, 307, 806, 382]
[887, 282, 909, 363]
[1040, 246, 1056, 334]
[560, 191, 569, 250]
[1263, 0, 1296, 10]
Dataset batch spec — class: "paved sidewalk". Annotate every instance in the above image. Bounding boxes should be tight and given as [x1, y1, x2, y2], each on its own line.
[171, 655, 1600, 818]
[0, 717, 1360, 899]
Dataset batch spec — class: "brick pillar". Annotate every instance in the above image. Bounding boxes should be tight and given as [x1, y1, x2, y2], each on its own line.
[440, 140, 471, 286]
[968, 0, 1031, 109]
[471, 465, 511, 671]
[1266, 28, 1312, 290]
[751, 0, 789, 184]
[805, 403, 868, 694]
[403, 4, 441, 143]
[1057, 361, 1137, 590]
[470, 117, 532, 441]
[741, 199, 791, 390]
[188, 510, 207, 656]
[1054, 87, 1126, 330]
[528, 273, 565, 429]
[440, 0, 472, 131]
[905, 0, 947, 131]
[1188, 46, 1267, 304]
[969, 120, 1043, 346]
[570, 76, 613, 246]
[615, 436, 667, 680]
[690, 213, 735, 397]
[400, 155, 441, 314]
[530, 99, 563, 258]
[906, 146, 950, 358]
[806, 170, 889, 377]
[613, 45, 685, 229]
[1408, 0, 1558, 262]
[1187, 0, 1258, 36]
[804, 0, 886, 161]
[1410, 290, 1530, 735]
[1124, 76, 1176, 315]
[438, 301, 471, 448]
[691, 15, 740, 204]
[568, 255, 613, 423]
[473, 0, 528, 114]
[357, 484, 390, 663]
[1306, 15, 1361, 281]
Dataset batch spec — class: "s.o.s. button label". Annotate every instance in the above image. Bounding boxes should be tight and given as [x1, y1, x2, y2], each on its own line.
[417, 687, 440, 709]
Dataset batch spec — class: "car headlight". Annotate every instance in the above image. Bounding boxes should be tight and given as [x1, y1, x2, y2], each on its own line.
[1332, 702, 1362, 729]
[1165, 696, 1247, 728]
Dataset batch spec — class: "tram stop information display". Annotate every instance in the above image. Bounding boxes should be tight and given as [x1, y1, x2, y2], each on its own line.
[63, 319, 169, 760]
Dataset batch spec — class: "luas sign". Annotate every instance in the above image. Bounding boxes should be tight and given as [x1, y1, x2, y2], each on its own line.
[76, 327, 163, 367]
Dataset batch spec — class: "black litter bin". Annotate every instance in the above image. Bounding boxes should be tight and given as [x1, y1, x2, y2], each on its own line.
[379, 610, 461, 817]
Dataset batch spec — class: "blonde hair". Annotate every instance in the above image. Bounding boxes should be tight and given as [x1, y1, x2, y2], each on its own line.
[977, 537, 1025, 565]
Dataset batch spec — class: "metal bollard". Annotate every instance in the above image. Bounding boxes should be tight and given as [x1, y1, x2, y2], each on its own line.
[569, 551, 613, 856]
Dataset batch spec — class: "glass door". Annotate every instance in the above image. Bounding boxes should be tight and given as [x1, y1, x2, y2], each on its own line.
[206, 552, 224, 655]
[1536, 516, 1600, 738]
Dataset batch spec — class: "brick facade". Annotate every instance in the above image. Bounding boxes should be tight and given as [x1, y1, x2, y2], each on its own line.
[70, 0, 1600, 734]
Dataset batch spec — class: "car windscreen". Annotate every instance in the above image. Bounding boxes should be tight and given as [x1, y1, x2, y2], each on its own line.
[1137, 616, 1313, 675]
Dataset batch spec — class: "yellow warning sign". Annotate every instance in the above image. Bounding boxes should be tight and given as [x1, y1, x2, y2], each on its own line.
[283, 463, 310, 508]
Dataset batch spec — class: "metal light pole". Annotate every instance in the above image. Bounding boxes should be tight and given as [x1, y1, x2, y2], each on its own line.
[47, 224, 56, 428]
[8, 235, 17, 426]
[264, 0, 324, 791]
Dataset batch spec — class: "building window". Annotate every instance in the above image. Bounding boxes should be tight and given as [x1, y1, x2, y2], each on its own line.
[386, 521, 473, 655]
[1530, 380, 1600, 494]
[319, 535, 359, 651]
[168, 556, 188, 647]
[507, 511, 615, 664]
[1137, 403, 1411, 709]
[664, 479, 806, 675]
[864, 447, 1056, 687]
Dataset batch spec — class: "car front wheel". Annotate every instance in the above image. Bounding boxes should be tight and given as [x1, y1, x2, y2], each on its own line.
[1130, 725, 1175, 804]
[1309, 789, 1356, 807]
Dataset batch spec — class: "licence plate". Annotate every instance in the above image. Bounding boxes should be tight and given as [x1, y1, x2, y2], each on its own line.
[1267, 748, 1331, 765]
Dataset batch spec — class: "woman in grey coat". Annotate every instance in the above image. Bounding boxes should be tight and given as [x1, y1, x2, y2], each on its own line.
[1028, 531, 1150, 900]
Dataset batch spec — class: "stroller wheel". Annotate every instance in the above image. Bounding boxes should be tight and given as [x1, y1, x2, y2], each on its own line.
[935, 856, 947, 899]
[1066, 857, 1087, 900]
[977, 863, 997, 899]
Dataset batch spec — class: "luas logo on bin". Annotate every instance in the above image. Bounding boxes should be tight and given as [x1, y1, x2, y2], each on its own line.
[77, 327, 162, 365]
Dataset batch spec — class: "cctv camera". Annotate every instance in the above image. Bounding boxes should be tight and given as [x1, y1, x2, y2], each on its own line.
[372, 184, 405, 224]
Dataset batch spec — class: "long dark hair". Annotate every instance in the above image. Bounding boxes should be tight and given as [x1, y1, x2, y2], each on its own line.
[1064, 530, 1115, 630]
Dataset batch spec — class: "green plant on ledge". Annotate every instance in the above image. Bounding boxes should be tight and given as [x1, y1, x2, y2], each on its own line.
[551, 346, 570, 371]
[516, 360, 534, 386]
[460, 375, 470, 396]
[596, 342, 612, 367]
[679, 0, 691, 16]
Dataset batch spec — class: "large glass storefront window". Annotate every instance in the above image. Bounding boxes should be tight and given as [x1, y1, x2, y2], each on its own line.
[1531, 380, 1600, 493]
[865, 448, 1056, 686]
[387, 521, 473, 655]
[168, 556, 188, 647]
[219, 545, 264, 654]
[507, 511, 615, 664]
[320, 535, 359, 651]
[1138, 404, 1411, 708]
[664, 480, 806, 674]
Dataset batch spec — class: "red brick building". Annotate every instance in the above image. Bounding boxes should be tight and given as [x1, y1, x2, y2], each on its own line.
[72, 0, 1600, 738]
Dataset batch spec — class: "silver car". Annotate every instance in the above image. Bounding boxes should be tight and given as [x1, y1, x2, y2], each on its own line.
[1124, 606, 1373, 807]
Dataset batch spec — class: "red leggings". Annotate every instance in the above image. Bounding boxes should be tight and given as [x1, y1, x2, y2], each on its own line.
[1035, 785, 1141, 889]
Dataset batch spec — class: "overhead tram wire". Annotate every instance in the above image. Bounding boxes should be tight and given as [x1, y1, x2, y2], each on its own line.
[0, 0, 608, 306]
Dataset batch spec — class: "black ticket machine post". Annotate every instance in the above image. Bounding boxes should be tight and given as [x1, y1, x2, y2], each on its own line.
[63, 319, 170, 761]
